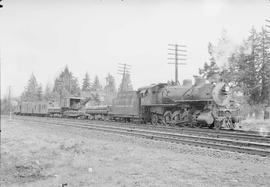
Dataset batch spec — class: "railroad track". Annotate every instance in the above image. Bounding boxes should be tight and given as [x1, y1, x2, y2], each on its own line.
[83, 119, 270, 143]
[8, 115, 270, 157]
[14, 115, 270, 144]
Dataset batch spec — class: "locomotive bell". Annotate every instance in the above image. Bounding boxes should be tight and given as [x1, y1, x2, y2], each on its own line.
[212, 82, 230, 106]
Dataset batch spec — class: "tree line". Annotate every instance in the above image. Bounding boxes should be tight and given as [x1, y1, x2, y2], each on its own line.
[199, 28, 269, 116]
[20, 66, 133, 105]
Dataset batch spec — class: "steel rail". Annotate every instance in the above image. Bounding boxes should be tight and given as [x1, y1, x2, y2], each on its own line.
[11, 116, 270, 157]
[11, 115, 270, 143]
[15, 115, 270, 143]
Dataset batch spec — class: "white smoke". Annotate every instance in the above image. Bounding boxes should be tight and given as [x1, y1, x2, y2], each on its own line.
[211, 30, 238, 69]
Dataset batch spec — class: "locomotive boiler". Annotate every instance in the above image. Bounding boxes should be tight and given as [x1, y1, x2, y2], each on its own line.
[138, 77, 237, 129]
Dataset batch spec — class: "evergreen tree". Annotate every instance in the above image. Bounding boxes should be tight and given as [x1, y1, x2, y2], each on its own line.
[199, 42, 221, 79]
[37, 84, 43, 101]
[71, 77, 81, 96]
[240, 28, 261, 104]
[53, 66, 81, 98]
[104, 73, 117, 104]
[223, 28, 263, 104]
[21, 73, 39, 101]
[91, 75, 102, 92]
[44, 83, 58, 102]
[258, 27, 270, 103]
[104, 73, 116, 94]
[82, 72, 91, 92]
[44, 84, 51, 101]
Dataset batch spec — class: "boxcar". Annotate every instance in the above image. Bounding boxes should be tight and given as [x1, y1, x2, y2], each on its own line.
[20, 102, 33, 115]
[32, 102, 48, 116]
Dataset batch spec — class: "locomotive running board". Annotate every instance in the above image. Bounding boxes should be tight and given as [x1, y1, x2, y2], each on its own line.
[142, 104, 178, 107]
[165, 120, 190, 126]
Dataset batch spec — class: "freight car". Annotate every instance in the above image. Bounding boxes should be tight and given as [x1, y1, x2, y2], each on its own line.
[85, 105, 111, 120]
[17, 101, 49, 116]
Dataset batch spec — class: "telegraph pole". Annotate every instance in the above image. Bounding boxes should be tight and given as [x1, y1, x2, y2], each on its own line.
[265, 19, 270, 119]
[168, 44, 187, 85]
[117, 63, 131, 92]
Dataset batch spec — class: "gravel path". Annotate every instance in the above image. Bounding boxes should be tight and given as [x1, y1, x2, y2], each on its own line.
[1, 118, 270, 187]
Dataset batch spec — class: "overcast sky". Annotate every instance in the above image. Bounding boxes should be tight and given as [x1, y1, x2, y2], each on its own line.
[1, 0, 270, 98]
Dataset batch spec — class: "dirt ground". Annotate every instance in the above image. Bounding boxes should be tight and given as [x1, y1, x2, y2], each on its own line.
[238, 119, 270, 136]
[1, 117, 270, 187]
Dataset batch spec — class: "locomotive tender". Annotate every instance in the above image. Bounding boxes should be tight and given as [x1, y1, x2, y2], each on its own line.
[15, 77, 239, 129]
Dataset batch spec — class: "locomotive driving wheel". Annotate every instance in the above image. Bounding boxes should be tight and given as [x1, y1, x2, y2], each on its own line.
[213, 120, 222, 130]
[151, 113, 159, 125]
[163, 111, 172, 126]
[171, 111, 181, 125]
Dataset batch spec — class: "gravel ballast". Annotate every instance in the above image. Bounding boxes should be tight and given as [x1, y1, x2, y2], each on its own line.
[1, 118, 270, 187]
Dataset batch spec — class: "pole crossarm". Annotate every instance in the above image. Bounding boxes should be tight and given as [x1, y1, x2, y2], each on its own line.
[168, 53, 187, 56]
[167, 43, 187, 85]
[168, 44, 187, 47]
[168, 63, 187, 65]
[168, 48, 187, 52]
[168, 58, 187, 61]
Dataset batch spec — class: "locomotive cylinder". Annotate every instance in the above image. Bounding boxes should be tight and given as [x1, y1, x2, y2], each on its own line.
[196, 112, 214, 125]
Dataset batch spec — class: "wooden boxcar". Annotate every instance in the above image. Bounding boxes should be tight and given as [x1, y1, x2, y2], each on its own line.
[32, 102, 48, 116]
[20, 102, 33, 115]
[18, 101, 48, 116]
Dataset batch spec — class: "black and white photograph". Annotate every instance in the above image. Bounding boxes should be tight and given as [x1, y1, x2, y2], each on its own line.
[1, 0, 270, 186]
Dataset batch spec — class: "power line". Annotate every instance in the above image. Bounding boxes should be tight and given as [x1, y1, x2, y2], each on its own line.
[167, 44, 187, 85]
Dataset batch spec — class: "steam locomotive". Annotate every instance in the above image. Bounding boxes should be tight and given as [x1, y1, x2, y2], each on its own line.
[135, 77, 239, 129]
[15, 77, 240, 129]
